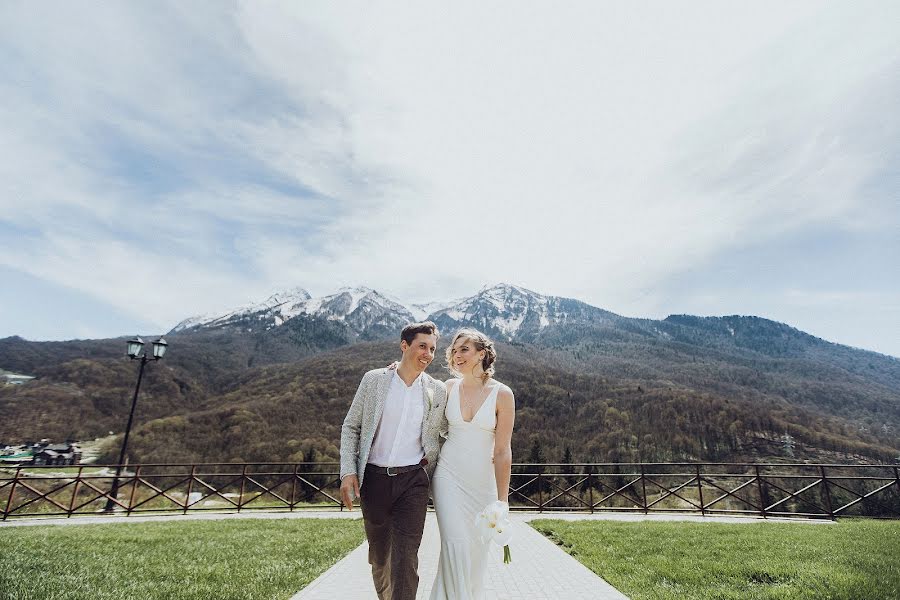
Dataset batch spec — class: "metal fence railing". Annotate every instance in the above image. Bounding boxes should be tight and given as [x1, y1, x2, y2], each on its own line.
[508, 463, 900, 519]
[2, 462, 898, 520]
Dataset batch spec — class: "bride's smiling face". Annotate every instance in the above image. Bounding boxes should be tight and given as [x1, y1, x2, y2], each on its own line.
[451, 338, 484, 374]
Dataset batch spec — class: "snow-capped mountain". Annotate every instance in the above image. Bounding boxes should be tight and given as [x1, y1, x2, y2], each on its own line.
[427, 283, 619, 341]
[171, 287, 313, 333]
[170, 286, 417, 339]
[169, 283, 619, 342]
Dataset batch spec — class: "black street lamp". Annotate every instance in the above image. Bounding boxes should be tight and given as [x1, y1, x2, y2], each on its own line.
[104, 336, 168, 512]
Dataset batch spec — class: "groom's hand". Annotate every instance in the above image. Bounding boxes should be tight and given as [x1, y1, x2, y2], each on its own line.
[341, 475, 361, 510]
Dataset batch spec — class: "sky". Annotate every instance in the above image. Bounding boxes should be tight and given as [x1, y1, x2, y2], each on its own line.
[1, 2, 898, 357]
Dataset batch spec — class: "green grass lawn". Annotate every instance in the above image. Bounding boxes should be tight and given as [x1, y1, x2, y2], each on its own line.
[0, 517, 365, 600]
[531, 519, 900, 600]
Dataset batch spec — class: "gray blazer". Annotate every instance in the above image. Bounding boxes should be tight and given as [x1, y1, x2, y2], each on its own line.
[340, 368, 448, 488]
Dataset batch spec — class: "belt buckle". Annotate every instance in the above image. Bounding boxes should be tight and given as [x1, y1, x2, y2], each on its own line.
[386, 466, 397, 477]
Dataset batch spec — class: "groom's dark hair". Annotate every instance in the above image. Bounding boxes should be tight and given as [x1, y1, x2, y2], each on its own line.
[401, 321, 439, 345]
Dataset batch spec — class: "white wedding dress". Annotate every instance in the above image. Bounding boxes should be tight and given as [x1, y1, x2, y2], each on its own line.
[429, 381, 500, 600]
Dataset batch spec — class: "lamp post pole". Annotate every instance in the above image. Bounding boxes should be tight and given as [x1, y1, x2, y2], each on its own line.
[104, 336, 168, 513]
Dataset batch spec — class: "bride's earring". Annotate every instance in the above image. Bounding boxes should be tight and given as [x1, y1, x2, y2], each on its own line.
[474, 353, 485, 377]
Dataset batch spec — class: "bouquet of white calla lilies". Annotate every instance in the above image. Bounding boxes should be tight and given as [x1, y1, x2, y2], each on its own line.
[474, 500, 513, 563]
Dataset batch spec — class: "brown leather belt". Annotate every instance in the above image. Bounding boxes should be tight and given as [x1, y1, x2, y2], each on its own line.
[366, 458, 428, 477]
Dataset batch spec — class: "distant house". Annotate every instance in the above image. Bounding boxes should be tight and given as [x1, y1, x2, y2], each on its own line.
[32, 443, 81, 466]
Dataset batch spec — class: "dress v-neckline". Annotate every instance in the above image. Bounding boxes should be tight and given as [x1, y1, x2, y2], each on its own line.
[457, 382, 496, 424]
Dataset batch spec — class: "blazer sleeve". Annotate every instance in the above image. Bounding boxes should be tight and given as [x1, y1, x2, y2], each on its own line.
[340, 371, 373, 480]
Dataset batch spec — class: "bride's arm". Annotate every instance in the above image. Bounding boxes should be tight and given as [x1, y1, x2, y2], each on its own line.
[493, 386, 516, 504]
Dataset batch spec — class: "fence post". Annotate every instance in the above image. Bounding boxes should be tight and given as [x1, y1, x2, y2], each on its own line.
[640, 464, 648, 514]
[184, 465, 196, 515]
[290, 464, 298, 511]
[3, 467, 21, 520]
[755, 465, 767, 518]
[819, 465, 834, 520]
[238, 464, 248, 512]
[127, 465, 141, 514]
[68, 466, 84, 518]
[587, 465, 594, 514]
[538, 472, 543, 513]
[696, 464, 705, 516]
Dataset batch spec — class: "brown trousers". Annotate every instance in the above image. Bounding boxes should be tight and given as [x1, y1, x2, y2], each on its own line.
[360, 464, 430, 600]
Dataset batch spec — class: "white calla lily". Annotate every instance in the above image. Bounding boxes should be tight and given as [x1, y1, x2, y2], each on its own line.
[475, 501, 514, 563]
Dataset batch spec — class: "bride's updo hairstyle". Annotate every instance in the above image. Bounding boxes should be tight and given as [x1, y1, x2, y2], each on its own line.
[446, 328, 497, 383]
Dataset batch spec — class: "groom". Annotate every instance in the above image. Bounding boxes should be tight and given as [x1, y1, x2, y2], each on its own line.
[340, 321, 448, 600]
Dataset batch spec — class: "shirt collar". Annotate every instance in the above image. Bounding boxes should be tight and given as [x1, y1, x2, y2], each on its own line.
[392, 369, 425, 389]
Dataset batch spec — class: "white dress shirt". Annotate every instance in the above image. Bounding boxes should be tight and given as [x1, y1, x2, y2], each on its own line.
[368, 371, 426, 467]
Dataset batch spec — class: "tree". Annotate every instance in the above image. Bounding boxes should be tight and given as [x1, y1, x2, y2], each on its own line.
[561, 445, 575, 485]
[517, 438, 546, 499]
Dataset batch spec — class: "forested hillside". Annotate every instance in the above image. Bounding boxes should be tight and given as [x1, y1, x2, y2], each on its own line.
[2, 337, 897, 466]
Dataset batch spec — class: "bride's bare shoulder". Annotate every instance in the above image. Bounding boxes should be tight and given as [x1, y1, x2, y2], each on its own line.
[490, 378, 511, 392]
[444, 378, 460, 389]
[492, 380, 515, 406]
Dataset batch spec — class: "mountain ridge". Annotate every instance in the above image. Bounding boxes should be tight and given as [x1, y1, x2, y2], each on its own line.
[167, 282, 898, 360]
[169, 282, 620, 336]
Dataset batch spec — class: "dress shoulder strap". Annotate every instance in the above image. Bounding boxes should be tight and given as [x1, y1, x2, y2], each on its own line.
[487, 382, 502, 408]
[484, 383, 501, 429]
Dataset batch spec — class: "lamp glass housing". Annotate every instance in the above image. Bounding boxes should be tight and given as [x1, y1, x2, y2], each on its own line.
[152, 337, 168, 359]
[127, 337, 144, 358]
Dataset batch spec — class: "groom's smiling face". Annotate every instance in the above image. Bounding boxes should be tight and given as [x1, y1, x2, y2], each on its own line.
[400, 333, 438, 373]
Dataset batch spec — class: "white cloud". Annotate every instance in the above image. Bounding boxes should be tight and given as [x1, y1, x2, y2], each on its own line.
[0, 1, 898, 354]
[253, 2, 900, 309]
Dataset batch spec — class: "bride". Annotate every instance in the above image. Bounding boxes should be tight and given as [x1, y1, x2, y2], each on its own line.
[430, 328, 516, 599]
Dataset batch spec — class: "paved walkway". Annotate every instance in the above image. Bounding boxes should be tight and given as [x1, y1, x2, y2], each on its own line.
[294, 512, 631, 600]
